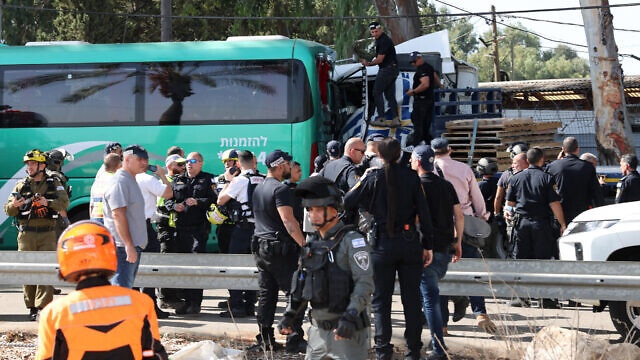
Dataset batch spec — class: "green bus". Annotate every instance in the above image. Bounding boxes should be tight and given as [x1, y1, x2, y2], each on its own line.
[0, 36, 336, 250]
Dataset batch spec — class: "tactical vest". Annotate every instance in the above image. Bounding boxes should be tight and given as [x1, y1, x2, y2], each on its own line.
[156, 175, 177, 227]
[17, 175, 60, 219]
[227, 172, 265, 222]
[291, 225, 357, 313]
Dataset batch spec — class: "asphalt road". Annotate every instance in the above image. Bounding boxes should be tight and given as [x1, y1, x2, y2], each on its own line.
[0, 286, 621, 358]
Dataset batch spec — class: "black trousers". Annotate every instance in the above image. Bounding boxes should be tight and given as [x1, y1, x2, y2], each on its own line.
[176, 225, 208, 307]
[371, 232, 424, 358]
[216, 223, 235, 254]
[228, 222, 256, 312]
[410, 99, 434, 146]
[254, 240, 304, 346]
[513, 217, 557, 259]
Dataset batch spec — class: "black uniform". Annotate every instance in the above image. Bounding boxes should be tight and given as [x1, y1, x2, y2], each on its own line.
[319, 156, 359, 194]
[478, 176, 498, 222]
[252, 177, 304, 351]
[164, 171, 216, 312]
[506, 166, 561, 259]
[344, 165, 433, 360]
[372, 33, 399, 121]
[215, 174, 235, 254]
[546, 154, 604, 223]
[616, 170, 640, 203]
[410, 62, 436, 146]
[225, 171, 265, 316]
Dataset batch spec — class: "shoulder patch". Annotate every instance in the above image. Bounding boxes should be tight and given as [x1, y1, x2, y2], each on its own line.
[351, 237, 366, 248]
[353, 250, 370, 271]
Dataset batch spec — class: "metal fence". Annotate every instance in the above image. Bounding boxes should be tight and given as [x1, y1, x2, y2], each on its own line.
[2, 251, 640, 302]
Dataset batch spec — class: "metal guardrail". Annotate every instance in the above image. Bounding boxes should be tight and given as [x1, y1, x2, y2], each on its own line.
[1, 251, 640, 302]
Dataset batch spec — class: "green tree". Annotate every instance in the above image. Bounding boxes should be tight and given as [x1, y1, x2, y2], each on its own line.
[2, 0, 57, 44]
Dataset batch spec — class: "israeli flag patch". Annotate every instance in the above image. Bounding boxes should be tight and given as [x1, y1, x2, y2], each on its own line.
[353, 251, 370, 271]
[351, 237, 366, 248]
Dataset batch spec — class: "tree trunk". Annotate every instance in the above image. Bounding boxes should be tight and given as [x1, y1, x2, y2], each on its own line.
[373, 0, 420, 44]
[580, 0, 636, 164]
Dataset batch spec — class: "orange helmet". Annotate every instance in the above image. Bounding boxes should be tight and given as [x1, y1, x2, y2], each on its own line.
[57, 220, 117, 282]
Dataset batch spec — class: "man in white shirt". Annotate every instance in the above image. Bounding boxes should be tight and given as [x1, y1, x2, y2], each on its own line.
[135, 158, 173, 319]
[217, 150, 265, 318]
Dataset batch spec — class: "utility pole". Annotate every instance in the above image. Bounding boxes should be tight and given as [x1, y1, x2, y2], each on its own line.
[161, 0, 171, 42]
[491, 5, 500, 82]
[581, 0, 635, 164]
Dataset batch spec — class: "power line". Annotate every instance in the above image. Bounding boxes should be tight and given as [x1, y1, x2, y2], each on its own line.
[504, 14, 640, 34]
[434, 0, 588, 48]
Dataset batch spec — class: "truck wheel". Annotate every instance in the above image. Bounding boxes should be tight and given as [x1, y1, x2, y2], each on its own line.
[483, 222, 509, 259]
[609, 300, 640, 342]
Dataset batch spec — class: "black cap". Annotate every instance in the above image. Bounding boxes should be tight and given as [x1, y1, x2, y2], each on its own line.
[366, 133, 385, 143]
[369, 21, 381, 30]
[123, 144, 149, 160]
[104, 142, 122, 155]
[412, 145, 435, 171]
[265, 149, 293, 168]
[326, 140, 341, 158]
[430, 137, 449, 151]
[409, 51, 422, 63]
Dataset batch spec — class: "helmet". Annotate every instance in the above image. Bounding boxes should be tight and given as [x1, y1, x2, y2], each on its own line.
[221, 149, 238, 163]
[206, 204, 229, 225]
[57, 220, 117, 282]
[295, 176, 343, 212]
[476, 157, 498, 175]
[507, 142, 528, 159]
[46, 149, 73, 168]
[23, 149, 47, 163]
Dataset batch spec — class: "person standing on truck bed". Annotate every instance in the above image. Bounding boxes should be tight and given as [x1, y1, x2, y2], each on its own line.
[362, 21, 401, 128]
[407, 51, 442, 146]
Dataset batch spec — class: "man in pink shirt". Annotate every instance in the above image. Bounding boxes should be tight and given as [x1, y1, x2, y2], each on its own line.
[431, 137, 496, 335]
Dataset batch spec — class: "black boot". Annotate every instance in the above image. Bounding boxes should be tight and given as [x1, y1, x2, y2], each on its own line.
[246, 327, 283, 352]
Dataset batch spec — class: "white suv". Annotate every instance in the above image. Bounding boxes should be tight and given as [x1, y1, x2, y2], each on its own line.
[558, 200, 640, 341]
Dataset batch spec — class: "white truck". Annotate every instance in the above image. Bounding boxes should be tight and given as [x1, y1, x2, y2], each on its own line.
[558, 200, 640, 341]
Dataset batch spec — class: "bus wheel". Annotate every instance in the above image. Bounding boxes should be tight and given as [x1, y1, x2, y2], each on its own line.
[609, 300, 640, 342]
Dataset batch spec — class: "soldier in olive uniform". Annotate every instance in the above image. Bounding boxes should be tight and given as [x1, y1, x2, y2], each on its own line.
[4, 149, 69, 320]
[279, 176, 373, 359]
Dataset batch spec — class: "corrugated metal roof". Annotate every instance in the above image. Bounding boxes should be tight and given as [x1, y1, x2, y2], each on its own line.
[479, 75, 640, 93]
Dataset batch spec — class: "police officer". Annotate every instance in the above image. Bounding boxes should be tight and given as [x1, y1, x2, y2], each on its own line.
[217, 150, 264, 318]
[616, 154, 640, 203]
[164, 152, 216, 315]
[249, 150, 307, 353]
[407, 51, 441, 146]
[156, 154, 186, 310]
[319, 137, 365, 194]
[546, 137, 604, 223]
[344, 138, 433, 360]
[506, 148, 566, 260]
[4, 149, 70, 320]
[278, 176, 374, 359]
[45, 149, 73, 237]
[215, 149, 239, 254]
[411, 145, 463, 360]
[36, 221, 168, 360]
[363, 21, 401, 128]
[477, 157, 499, 222]
[494, 142, 528, 216]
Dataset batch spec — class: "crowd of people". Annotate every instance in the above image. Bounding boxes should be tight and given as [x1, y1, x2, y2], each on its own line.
[5, 128, 640, 359]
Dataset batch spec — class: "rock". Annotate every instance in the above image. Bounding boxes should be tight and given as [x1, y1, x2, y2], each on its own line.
[523, 326, 640, 360]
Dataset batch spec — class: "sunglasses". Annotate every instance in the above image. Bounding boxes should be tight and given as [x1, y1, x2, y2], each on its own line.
[186, 159, 198, 164]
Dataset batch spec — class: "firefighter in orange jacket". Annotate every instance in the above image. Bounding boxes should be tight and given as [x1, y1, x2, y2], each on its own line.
[36, 220, 168, 360]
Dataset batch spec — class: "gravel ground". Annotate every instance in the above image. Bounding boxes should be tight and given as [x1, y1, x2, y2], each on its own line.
[0, 330, 493, 360]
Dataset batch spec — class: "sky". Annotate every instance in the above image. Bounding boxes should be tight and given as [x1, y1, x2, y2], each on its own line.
[435, 0, 640, 75]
